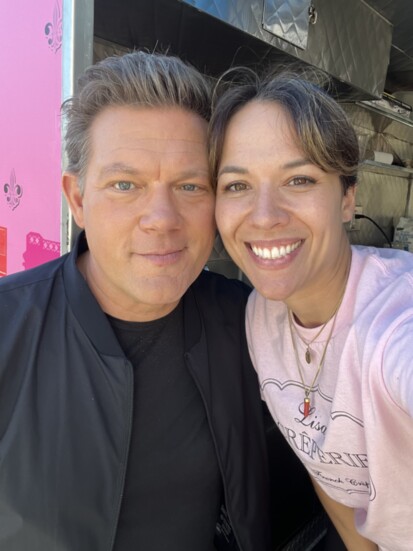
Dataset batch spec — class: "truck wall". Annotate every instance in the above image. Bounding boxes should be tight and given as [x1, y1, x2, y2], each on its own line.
[0, 0, 63, 276]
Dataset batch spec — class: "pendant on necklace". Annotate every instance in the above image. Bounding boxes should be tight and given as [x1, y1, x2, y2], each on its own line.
[305, 347, 311, 364]
[303, 397, 311, 418]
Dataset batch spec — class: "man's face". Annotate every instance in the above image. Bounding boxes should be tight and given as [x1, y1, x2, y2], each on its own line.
[63, 105, 216, 321]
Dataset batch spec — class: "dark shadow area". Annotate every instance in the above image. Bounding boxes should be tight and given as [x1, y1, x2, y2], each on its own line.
[264, 405, 346, 550]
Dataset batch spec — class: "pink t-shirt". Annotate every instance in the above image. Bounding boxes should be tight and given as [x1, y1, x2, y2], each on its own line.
[246, 246, 413, 551]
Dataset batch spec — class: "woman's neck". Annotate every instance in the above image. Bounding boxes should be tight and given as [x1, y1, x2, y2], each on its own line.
[287, 246, 352, 329]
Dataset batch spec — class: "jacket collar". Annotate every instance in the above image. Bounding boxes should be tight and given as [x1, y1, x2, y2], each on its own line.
[182, 276, 211, 402]
[62, 232, 125, 357]
[182, 283, 202, 351]
[63, 232, 206, 359]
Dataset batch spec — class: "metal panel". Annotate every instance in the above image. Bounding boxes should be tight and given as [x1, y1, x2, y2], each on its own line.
[182, 0, 392, 99]
[342, 103, 413, 167]
[341, 101, 413, 245]
[262, 0, 311, 50]
[366, 0, 413, 56]
[349, 170, 409, 246]
[61, 0, 94, 253]
[408, 182, 413, 217]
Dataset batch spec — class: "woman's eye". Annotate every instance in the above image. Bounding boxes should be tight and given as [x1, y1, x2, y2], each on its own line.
[224, 182, 249, 192]
[114, 181, 135, 191]
[288, 176, 315, 187]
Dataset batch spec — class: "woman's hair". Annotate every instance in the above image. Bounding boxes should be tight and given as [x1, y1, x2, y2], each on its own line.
[62, 50, 211, 188]
[209, 67, 359, 193]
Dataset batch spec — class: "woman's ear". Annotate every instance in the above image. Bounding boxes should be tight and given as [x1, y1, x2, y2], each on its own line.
[341, 185, 356, 224]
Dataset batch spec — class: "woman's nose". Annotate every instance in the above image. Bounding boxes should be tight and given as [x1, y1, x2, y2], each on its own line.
[249, 186, 290, 229]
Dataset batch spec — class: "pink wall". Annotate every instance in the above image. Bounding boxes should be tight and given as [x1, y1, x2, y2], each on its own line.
[0, 0, 62, 275]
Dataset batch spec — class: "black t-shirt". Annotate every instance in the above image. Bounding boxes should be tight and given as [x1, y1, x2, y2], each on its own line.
[110, 302, 222, 551]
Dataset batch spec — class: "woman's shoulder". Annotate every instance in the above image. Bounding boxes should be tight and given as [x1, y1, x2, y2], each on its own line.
[352, 245, 413, 279]
[350, 246, 413, 308]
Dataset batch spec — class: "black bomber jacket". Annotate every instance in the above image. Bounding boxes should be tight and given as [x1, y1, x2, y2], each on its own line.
[0, 234, 271, 551]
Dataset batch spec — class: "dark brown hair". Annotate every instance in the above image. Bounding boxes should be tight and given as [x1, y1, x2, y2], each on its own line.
[209, 68, 359, 192]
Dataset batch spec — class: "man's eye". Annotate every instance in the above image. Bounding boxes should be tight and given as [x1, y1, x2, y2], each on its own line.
[114, 181, 135, 191]
[181, 183, 199, 192]
[288, 176, 315, 187]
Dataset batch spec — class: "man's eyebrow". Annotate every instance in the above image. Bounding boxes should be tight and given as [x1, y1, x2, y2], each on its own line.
[98, 163, 209, 179]
[99, 163, 141, 177]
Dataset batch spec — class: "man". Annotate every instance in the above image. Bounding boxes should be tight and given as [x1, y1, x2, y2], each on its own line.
[0, 51, 271, 550]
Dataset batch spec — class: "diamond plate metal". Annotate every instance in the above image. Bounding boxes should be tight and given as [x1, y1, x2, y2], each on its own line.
[181, 0, 392, 99]
[262, 0, 311, 50]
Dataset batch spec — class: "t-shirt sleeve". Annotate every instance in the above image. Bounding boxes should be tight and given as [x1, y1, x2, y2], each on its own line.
[382, 315, 413, 418]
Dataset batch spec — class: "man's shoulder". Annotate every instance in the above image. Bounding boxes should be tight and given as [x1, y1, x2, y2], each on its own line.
[192, 269, 252, 303]
[0, 255, 66, 296]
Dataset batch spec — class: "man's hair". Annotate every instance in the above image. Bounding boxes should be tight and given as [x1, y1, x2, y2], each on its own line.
[209, 68, 359, 193]
[62, 50, 211, 186]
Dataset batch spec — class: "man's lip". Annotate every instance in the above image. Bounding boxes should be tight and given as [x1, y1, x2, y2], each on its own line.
[135, 248, 185, 265]
[139, 249, 184, 256]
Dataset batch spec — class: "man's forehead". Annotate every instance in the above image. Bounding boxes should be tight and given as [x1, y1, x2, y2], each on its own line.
[89, 106, 208, 153]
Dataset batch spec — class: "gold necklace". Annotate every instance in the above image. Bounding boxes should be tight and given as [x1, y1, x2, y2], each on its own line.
[288, 294, 343, 418]
[290, 317, 330, 364]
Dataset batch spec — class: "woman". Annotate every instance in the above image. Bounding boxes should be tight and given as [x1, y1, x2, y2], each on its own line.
[209, 70, 413, 551]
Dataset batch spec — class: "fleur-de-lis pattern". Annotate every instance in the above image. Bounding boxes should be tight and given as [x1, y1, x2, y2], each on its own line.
[44, 0, 62, 53]
[4, 169, 23, 211]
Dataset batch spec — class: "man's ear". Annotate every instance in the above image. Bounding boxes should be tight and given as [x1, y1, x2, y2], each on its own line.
[341, 185, 356, 224]
[62, 173, 85, 228]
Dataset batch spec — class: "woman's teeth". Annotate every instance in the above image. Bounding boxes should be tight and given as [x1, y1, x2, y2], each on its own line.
[251, 241, 301, 259]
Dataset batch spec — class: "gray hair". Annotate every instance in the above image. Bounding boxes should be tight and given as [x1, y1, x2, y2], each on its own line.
[209, 67, 359, 193]
[62, 50, 211, 187]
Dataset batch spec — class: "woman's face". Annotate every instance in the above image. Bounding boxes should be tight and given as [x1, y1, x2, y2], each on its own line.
[215, 100, 355, 310]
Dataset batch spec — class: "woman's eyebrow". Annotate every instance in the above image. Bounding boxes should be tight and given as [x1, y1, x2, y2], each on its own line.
[282, 158, 312, 169]
[218, 165, 249, 178]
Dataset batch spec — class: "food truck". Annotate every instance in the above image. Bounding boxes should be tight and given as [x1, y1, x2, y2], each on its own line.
[0, 0, 412, 546]
[1, 0, 412, 278]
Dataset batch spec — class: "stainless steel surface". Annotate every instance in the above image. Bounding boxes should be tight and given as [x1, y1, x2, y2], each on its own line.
[342, 101, 413, 246]
[263, 0, 312, 50]
[182, 0, 392, 99]
[364, 0, 413, 92]
[342, 103, 413, 166]
[360, 162, 413, 180]
[93, 0, 413, 95]
[61, 0, 94, 253]
[349, 170, 410, 246]
[408, 182, 413, 217]
[184, 0, 413, 95]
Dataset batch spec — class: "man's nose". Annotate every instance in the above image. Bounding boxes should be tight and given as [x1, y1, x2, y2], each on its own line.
[138, 187, 181, 231]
